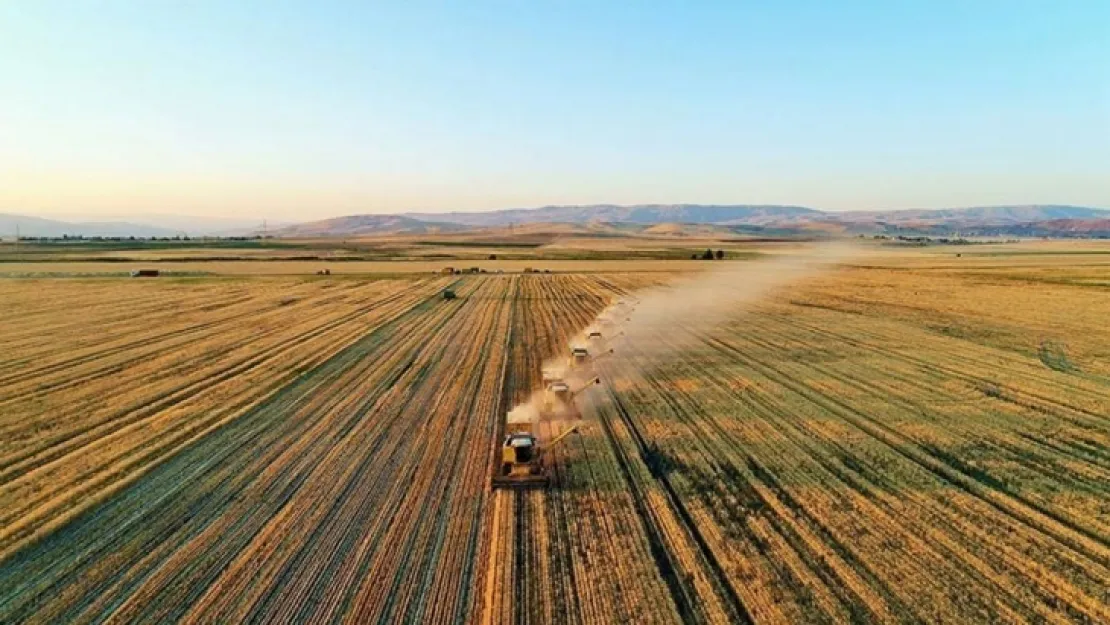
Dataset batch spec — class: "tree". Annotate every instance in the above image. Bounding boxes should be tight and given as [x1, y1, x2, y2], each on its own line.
[488, 254, 497, 260]
[690, 253, 698, 260]
[715, 249, 724, 260]
[701, 248, 714, 260]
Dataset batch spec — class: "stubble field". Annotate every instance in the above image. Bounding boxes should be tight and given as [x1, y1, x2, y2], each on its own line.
[1, 246, 1108, 624]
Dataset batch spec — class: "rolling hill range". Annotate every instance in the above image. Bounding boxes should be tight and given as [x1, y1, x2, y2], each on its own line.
[959, 218, 1110, 238]
[5, 204, 1108, 238]
[403, 204, 822, 227]
[0, 214, 295, 238]
[274, 214, 467, 237]
[282, 204, 1110, 237]
[836, 205, 1110, 226]
[0, 214, 180, 238]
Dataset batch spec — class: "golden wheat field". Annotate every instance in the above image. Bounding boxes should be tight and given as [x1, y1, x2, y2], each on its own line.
[1, 245, 1108, 624]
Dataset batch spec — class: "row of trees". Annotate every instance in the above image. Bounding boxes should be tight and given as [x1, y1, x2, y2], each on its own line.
[13, 235, 273, 242]
[691, 249, 726, 260]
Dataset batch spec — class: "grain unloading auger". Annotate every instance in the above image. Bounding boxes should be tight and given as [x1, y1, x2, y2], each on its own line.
[492, 420, 581, 490]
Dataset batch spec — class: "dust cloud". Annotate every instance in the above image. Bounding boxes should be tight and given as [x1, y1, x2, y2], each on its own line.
[509, 243, 859, 427]
[597, 242, 858, 365]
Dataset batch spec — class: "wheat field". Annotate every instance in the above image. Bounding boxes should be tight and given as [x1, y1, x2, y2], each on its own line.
[1, 246, 1108, 623]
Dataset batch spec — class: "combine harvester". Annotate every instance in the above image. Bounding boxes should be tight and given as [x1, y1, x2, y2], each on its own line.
[569, 345, 590, 367]
[492, 375, 601, 489]
[567, 345, 617, 372]
[492, 408, 582, 490]
[492, 306, 624, 491]
[541, 377, 600, 419]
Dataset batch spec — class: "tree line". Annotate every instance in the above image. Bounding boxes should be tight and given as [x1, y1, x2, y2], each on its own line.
[691, 249, 726, 260]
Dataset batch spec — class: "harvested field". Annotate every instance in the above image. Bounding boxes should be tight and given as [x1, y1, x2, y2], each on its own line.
[0, 274, 632, 622]
[2, 246, 1109, 624]
[488, 254, 1110, 624]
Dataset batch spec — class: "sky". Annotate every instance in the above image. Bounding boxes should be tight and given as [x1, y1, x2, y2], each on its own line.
[1, 1, 1107, 221]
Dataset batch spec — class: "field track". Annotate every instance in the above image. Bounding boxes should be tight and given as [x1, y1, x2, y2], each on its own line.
[2, 258, 1109, 624]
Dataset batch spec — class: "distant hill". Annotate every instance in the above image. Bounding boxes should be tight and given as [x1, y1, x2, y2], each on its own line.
[640, 222, 742, 237]
[7, 204, 1108, 239]
[276, 214, 469, 237]
[960, 219, 1110, 238]
[0, 214, 180, 238]
[838, 205, 1110, 228]
[93, 214, 294, 237]
[284, 203, 1110, 237]
[404, 204, 822, 227]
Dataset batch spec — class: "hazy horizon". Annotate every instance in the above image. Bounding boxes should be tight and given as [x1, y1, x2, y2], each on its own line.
[9, 200, 1110, 229]
[3, 1, 1107, 221]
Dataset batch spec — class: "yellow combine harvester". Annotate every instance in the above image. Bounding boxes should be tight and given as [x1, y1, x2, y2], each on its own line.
[540, 377, 600, 419]
[492, 410, 581, 490]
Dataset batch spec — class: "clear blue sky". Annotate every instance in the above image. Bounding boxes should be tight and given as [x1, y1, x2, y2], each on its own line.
[1, 1, 1106, 220]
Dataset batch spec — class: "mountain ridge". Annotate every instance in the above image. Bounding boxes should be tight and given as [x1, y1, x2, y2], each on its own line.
[4, 204, 1109, 238]
[401, 204, 822, 227]
[288, 204, 1110, 236]
[274, 214, 468, 237]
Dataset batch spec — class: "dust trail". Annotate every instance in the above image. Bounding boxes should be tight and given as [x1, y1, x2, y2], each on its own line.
[598, 242, 859, 366]
[508, 243, 859, 428]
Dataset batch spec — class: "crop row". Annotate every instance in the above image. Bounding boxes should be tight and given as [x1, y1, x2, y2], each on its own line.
[502, 264, 1109, 624]
[0, 274, 627, 623]
[0, 277, 446, 561]
[7, 262, 1105, 623]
